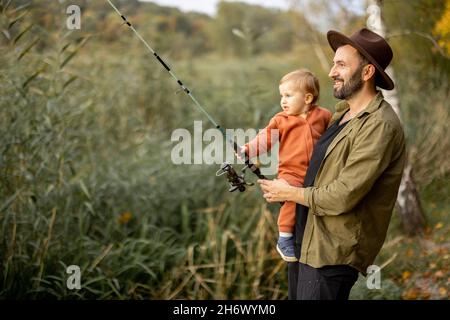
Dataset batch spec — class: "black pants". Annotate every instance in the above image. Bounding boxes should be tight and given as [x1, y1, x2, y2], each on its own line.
[288, 262, 359, 300]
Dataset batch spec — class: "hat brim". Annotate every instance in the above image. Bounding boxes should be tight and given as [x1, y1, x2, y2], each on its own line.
[327, 30, 394, 90]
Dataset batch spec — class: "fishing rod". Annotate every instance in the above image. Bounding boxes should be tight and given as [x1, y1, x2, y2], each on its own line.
[106, 0, 266, 192]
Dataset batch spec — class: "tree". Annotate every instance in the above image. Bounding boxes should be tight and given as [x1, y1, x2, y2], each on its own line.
[366, 0, 426, 236]
[433, 0, 450, 57]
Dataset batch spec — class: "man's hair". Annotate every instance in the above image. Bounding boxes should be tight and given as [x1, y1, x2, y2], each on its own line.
[356, 50, 370, 67]
[355, 50, 379, 86]
[279, 69, 320, 105]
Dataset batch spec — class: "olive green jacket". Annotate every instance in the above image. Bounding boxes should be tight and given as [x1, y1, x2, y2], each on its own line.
[301, 92, 406, 275]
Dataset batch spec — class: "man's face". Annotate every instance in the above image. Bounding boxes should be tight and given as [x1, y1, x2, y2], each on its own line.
[329, 45, 366, 100]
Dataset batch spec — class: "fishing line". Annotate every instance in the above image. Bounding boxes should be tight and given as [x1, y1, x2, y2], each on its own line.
[106, 0, 267, 191]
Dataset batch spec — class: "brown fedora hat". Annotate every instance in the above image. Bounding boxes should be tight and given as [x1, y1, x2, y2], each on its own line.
[327, 28, 394, 90]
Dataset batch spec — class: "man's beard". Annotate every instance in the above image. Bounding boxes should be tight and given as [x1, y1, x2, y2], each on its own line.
[333, 64, 365, 100]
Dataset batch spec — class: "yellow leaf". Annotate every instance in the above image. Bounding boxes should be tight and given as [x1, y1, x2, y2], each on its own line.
[402, 271, 412, 281]
[406, 248, 414, 257]
[439, 287, 447, 297]
[402, 288, 419, 300]
[435, 222, 444, 229]
[118, 211, 132, 224]
[433, 0, 450, 55]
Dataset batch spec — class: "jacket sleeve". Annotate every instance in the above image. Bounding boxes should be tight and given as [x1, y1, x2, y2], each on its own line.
[303, 120, 398, 216]
[244, 116, 280, 158]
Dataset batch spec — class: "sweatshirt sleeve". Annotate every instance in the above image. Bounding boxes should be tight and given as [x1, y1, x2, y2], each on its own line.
[244, 116, 280, 158]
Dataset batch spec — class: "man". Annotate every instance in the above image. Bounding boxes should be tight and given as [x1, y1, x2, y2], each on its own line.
[258, 28, 406, 300]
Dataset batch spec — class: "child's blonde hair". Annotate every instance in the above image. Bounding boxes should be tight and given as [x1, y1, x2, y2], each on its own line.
[280, 69, 320, 105]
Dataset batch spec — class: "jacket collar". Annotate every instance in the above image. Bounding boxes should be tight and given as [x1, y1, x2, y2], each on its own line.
[324, 91, 384, 159]
[331, 91, 384, 125]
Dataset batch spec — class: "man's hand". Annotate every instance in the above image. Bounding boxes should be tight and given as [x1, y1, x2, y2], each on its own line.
[258, 178, 290, 202]
[257, 179, 307, 205]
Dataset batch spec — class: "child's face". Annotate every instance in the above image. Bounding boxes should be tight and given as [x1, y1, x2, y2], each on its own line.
[279, 81, 311, 116]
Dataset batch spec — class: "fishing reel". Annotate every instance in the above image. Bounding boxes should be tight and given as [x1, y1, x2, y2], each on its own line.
[216, 162, 254, 192]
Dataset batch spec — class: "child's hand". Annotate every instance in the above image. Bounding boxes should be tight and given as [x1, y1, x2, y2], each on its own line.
[235, 145, 246, 161]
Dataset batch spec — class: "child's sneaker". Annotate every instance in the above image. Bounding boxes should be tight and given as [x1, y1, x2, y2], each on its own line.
[276, 236, 297, 262]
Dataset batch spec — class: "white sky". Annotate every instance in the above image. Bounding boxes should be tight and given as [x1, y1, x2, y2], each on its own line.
[139, 0, 293, 16]
[138, 0, 366, 31]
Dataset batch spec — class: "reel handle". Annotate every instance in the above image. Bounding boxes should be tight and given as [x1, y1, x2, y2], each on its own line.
[216, 162, 247, 192]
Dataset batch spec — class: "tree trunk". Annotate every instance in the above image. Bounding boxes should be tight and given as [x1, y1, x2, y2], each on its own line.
[367, 0, 426, 235]
[396, 164, 426, 235]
